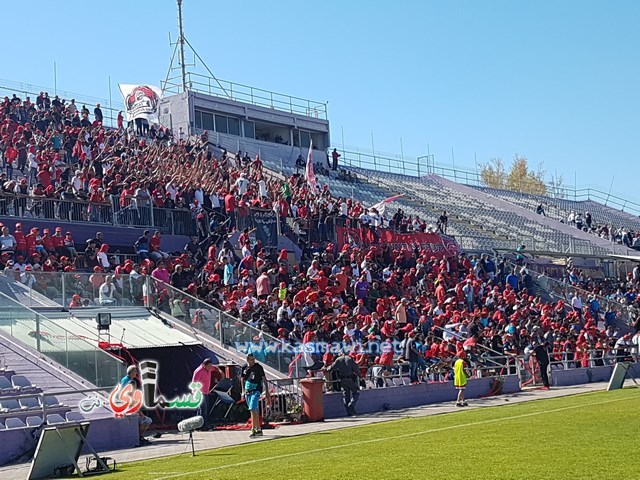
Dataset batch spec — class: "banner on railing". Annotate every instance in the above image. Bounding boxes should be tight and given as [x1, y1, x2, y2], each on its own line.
[252, 208, 278, 247]
[336, 226, 459, 259]
[118, 84, 162, 124]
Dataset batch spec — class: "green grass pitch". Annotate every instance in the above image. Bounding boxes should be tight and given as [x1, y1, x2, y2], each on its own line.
[108, 388, 640, 480]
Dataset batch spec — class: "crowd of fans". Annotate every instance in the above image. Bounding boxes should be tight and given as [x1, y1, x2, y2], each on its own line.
[1, 90, 639, 390]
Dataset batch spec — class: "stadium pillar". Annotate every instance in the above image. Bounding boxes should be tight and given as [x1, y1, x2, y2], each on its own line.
[35, 314, 41, 352]
[61, 274, 67, 307]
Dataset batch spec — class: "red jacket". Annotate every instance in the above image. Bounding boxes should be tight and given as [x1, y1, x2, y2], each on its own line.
[25, 233, 37, 255]
[14, 230, 26, 251]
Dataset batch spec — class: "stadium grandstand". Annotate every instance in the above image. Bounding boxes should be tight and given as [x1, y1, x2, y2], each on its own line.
[0, 2, 639, 479]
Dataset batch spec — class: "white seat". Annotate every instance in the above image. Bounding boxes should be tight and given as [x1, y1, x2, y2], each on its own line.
[65, 412, 85, 423]
[26, 416, 43, 427]
[5, 417, 26, 429]
[46, 413, 66, 425]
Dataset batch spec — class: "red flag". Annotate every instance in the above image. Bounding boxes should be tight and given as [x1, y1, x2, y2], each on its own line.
[305, 140, 317, 190]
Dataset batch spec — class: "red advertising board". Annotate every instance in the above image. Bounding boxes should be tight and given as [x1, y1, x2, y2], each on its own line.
[336, 226, 459, 259]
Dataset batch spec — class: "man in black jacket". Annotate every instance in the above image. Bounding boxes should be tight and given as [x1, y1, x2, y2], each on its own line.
[325, 350, 361, 416]
[532, 340, 550, 389]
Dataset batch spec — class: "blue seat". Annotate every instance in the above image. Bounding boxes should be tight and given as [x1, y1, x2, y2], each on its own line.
[19, 396, 40, 410]
[26, 416, 43, 428]
[0, 377, 13, 391]
[0, 399, 25, 412]
[46, 414, 66, 425]
[11, 375, 34, 389]
[43, 396, 63, 408]
[5, 418, 26, 429]
[65, 412, 85, 423]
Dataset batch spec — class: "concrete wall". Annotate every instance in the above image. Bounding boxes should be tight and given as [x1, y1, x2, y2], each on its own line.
[159, 93, 190, 134]
[85, 415, 139, 452]
[323, 375, 521, 419]
[551, 363, 640, 387]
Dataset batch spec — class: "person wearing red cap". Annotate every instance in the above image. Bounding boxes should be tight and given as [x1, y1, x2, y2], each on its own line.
[52, 227, 65, 256]
[97, 244, 110, 271]
[63, 231, 77, 261]
[24, 228, 38, 258]
[21, 265, 37, 290]
[69, 294, 82, 309]
[41, 229, 55, 255]
[13, 223, 26, 258]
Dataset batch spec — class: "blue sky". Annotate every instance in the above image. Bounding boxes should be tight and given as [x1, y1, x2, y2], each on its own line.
[2, 1, 639, 202]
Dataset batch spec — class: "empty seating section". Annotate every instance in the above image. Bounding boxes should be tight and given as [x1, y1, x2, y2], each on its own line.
[0, 368, 74, 434]
[224, 142, 510, 251]
[353, 171, 612, 255]
[472, 186, 640, 232]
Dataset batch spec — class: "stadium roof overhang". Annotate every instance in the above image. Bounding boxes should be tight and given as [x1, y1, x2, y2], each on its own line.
[607, 254, 640, 263]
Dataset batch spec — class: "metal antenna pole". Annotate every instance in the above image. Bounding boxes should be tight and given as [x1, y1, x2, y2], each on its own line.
[164, 0, 231, 99]
[162, 40, 180, 95]
[177, 0, 187, 92]
[183, 37, 232, 99]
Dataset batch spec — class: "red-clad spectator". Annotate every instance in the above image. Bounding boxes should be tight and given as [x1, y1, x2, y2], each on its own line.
[14, 223, 26, 257]
[41, 229, 55, 254]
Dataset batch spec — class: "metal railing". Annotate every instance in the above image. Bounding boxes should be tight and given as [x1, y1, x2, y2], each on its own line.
[163, 72, 327, 120]
[517, 350, 639, 387]
[335, 146, 640, 216]
[0, 192, 198, 235]
[147, 279, 296, 377]
[504, 259, 634, 328]
[9, 270, 296, 377]
[0, 79, 120, 129]
[0, 291, 126, 387]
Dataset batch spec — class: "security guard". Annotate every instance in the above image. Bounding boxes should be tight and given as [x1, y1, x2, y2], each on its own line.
[325, 350, 361, 416]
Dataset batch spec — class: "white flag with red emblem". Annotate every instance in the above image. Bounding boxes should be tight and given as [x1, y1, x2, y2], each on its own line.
[305, 140, 317, 190]
[118, 84, 163, 124]
[369, 194, 405, 216]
